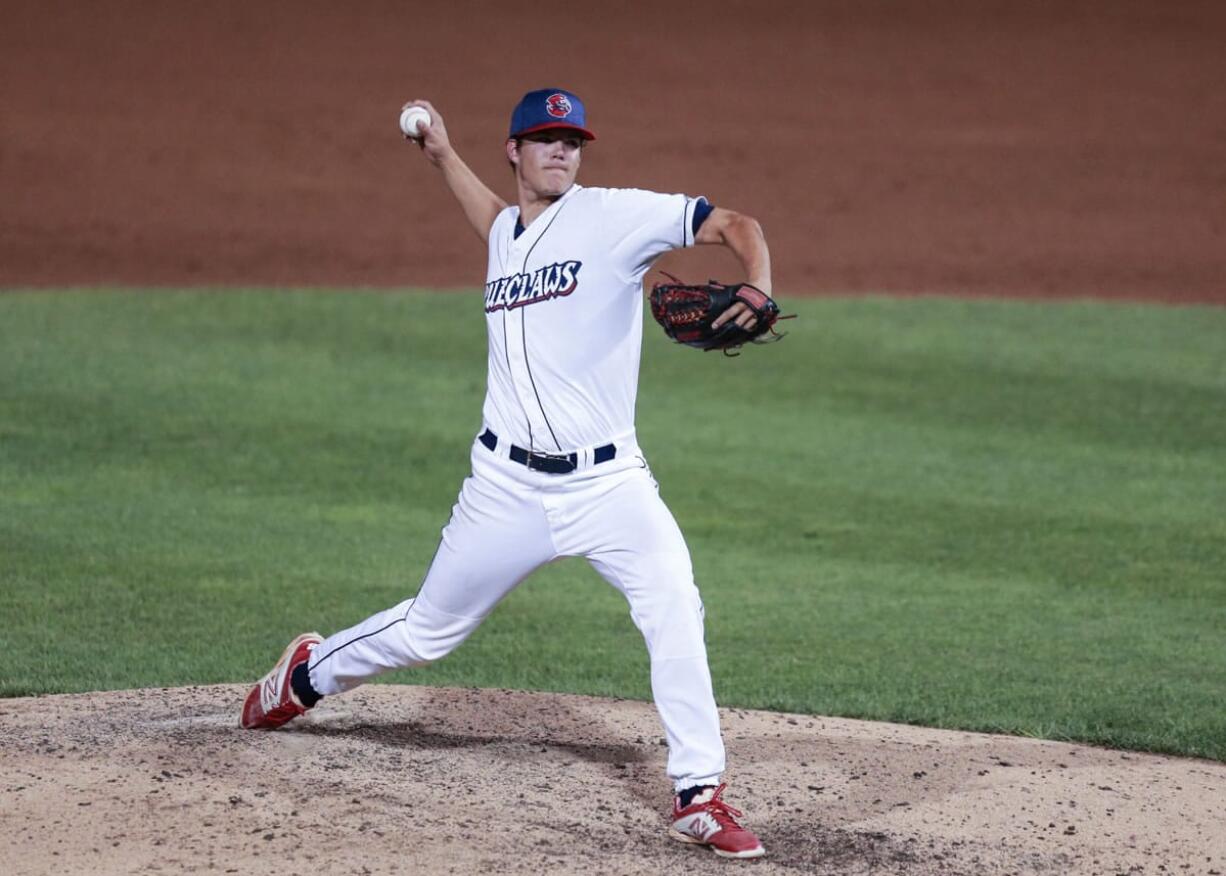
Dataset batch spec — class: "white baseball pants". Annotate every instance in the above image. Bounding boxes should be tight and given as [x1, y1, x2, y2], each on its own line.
[307, 435, 726, 791]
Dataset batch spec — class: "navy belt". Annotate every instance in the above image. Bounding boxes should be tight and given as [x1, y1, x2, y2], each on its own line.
[479, 429, 616, 475]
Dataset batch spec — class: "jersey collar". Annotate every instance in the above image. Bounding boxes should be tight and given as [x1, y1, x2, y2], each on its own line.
[512, 184, 582, 246]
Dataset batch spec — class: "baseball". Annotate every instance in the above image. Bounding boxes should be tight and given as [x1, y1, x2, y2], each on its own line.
[399, 106, 431, 139]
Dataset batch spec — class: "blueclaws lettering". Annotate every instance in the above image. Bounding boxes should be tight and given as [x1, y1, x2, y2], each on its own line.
[484, 260, 582, 313]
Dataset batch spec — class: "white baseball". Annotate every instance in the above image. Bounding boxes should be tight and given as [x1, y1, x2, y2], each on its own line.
[399, 106, 431, 139]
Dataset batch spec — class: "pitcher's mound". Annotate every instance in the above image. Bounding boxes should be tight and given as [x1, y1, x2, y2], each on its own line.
[2, 685, 1222, 874]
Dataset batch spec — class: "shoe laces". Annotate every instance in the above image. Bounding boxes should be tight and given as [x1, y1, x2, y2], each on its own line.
[694, 784, 745, 827]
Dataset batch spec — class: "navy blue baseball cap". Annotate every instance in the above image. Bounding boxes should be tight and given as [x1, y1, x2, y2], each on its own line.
[508, 88, 596, 141]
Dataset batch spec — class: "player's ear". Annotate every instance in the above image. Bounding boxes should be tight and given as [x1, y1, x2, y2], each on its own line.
[506, 138, 520, 167]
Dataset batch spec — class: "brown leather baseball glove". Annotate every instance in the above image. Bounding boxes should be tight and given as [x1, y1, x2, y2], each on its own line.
[649, 273, 791, 355]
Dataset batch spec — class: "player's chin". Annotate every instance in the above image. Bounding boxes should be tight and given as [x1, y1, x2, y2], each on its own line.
[541, 171, 576, 196]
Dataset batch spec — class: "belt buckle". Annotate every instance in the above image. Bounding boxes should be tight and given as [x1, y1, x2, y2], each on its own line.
[527, 451, 576, 474]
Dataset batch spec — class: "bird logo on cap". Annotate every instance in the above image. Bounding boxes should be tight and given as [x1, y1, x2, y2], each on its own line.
[545, 93, 572, 118]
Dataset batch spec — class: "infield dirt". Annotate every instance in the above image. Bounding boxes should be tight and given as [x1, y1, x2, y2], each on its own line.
[2, 685, 1225, 875]
[2, 0, 1224, 301]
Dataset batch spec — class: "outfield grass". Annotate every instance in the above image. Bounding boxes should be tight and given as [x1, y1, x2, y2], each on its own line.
[1, 290, 1223, 760]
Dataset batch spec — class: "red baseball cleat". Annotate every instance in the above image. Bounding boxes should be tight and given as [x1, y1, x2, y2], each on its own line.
[240, 632, 322, 730]
[669, 783, 766, 859]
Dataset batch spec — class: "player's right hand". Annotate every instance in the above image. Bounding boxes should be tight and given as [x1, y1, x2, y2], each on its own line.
[401, 100, 452, 166]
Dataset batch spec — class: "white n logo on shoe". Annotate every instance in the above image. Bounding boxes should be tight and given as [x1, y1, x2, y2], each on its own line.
[261, 674, 280, 710]
[680, 813, 722, 840]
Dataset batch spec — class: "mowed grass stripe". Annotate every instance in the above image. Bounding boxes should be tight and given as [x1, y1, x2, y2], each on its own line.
[1, 289, 1223, 760]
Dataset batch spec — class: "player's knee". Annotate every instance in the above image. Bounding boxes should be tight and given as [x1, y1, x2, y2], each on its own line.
[404, 621, 476, 662]
[633, 580, 706, 658]
[409, 640, 451, 663]
[402, 600, 483, 663]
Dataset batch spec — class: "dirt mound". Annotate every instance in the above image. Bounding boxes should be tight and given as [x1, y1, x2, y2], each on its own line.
[2, 685, 1222, 874]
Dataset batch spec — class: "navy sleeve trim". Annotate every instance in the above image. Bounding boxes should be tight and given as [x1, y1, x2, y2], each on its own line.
[691, 197, 715, 236]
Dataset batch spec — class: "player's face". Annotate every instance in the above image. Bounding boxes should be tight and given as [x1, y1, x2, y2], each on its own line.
[511, 130, 583, 197]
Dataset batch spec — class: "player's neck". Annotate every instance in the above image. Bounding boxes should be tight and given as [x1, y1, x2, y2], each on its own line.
[517, 184, 574, 228]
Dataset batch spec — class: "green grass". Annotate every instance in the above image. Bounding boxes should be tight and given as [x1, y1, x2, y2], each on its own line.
[2, 289, 1224, 760]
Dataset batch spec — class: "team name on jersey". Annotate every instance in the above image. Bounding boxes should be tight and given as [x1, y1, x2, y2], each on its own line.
[484, 260, 583, 313]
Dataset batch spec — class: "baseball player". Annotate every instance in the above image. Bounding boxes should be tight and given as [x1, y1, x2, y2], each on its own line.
[242, 88, 773, 860]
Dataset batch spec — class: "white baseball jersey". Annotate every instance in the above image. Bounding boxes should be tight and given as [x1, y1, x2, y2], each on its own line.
[482, 184, 708, 452]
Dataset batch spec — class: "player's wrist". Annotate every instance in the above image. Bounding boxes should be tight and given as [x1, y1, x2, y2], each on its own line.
[430, 145, 462, 170]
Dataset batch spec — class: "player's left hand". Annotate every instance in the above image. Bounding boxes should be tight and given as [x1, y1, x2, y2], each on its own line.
[711, 300, 762, 331]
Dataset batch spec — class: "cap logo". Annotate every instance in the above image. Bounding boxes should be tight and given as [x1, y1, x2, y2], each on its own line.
[545, 93, 572, 118]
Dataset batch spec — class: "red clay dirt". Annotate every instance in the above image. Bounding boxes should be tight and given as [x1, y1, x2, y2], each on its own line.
[2, 1, 1224, 301]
